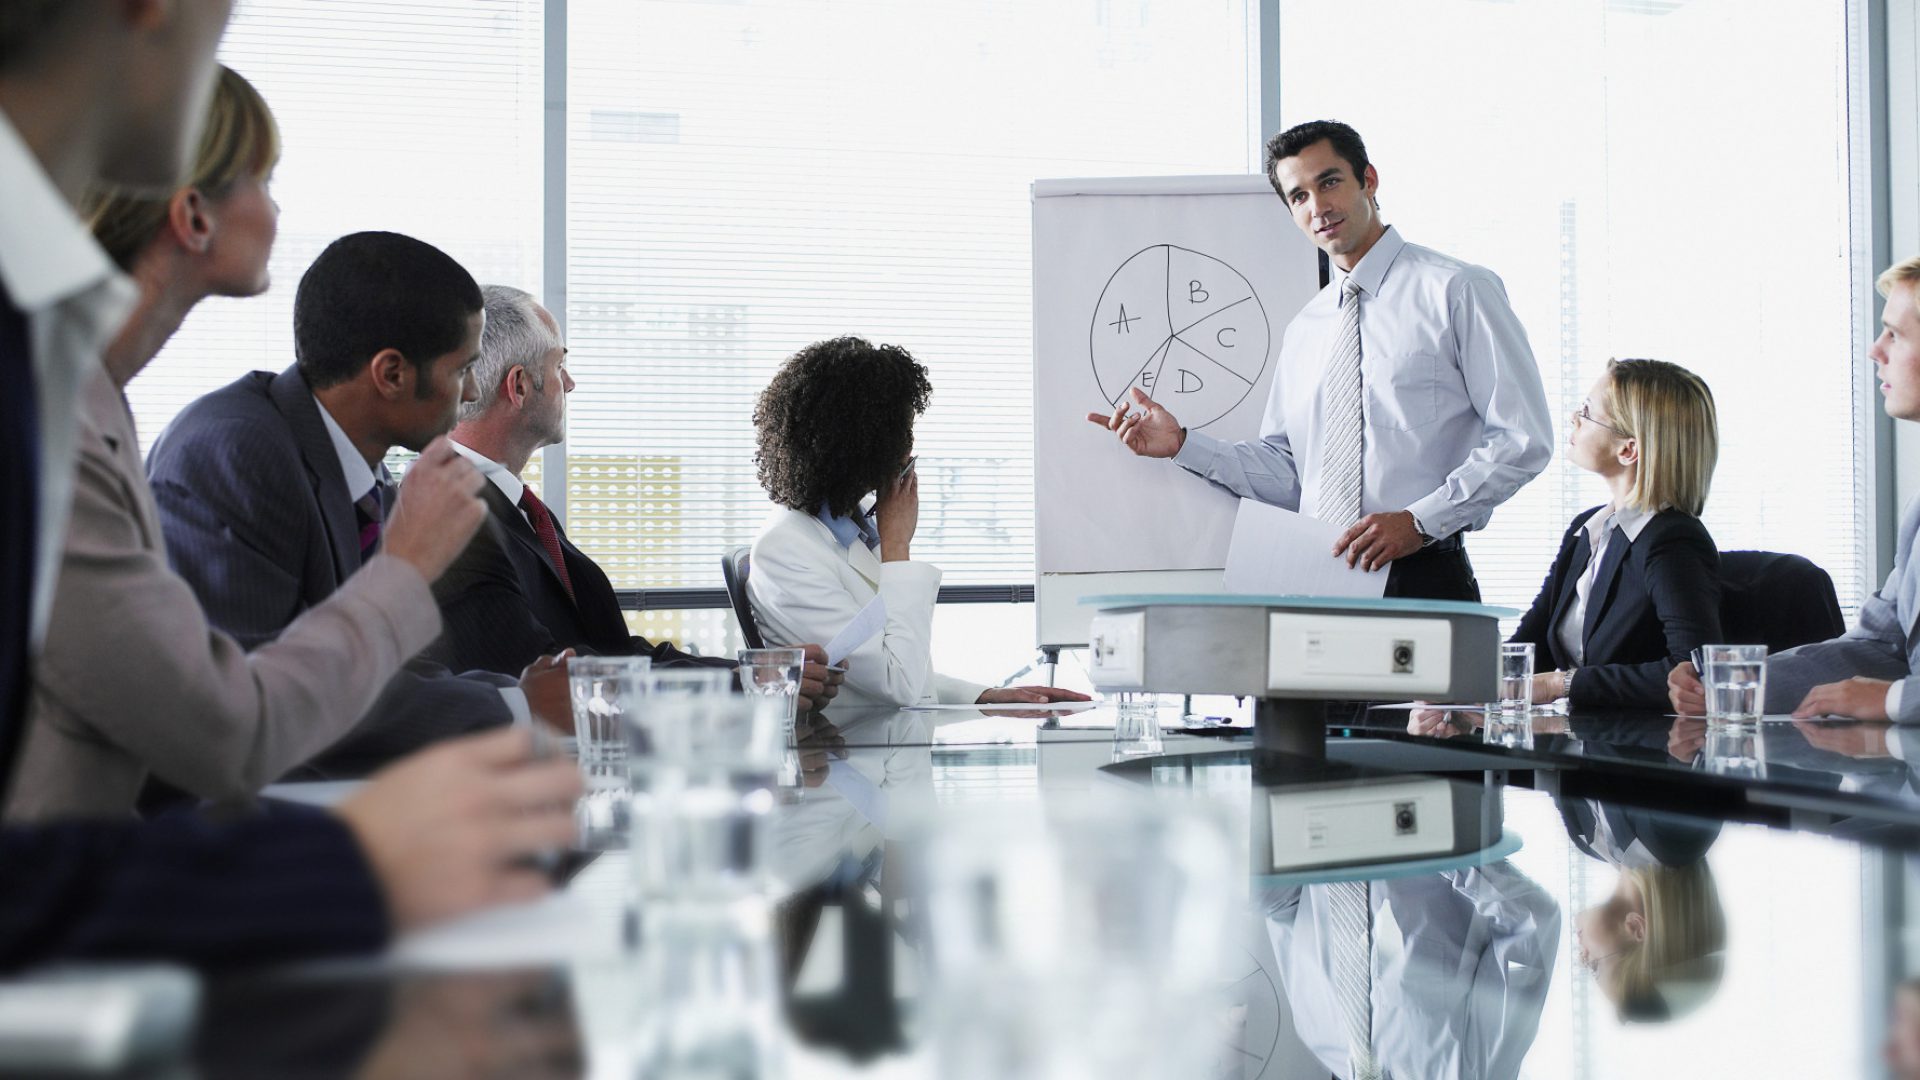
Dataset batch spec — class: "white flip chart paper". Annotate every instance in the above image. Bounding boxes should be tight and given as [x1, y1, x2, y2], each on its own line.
[1221, 499, 1388, 600]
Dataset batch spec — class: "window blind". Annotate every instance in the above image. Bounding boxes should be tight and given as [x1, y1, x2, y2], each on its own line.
[1279, 0, 1866, 626]
[563, 0, 1261, 593]
[123, 0, 546, 454]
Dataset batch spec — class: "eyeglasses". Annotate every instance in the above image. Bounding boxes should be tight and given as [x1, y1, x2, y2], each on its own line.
[1577, 401, 1629, 438]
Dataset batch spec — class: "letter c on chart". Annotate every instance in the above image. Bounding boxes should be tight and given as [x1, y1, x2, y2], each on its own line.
[1216, 326, 1236, 348]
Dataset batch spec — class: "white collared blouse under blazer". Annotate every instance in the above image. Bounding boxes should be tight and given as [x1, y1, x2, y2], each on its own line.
[1172, 226, 1554, 541]
[748, 508, 987, 708]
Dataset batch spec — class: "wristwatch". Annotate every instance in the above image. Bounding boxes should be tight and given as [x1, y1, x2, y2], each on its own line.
[1558, 668, 1577, 699]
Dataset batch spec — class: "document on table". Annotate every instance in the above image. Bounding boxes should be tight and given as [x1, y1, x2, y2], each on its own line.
[826, 595, 887, 665]
[903, 701, 1100, 712]
[1222, 498, 1388, 599]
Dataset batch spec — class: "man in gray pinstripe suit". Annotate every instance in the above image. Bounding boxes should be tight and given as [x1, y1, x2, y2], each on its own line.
[148, 232, 572, 776]
[1672, 256, 1920, 722]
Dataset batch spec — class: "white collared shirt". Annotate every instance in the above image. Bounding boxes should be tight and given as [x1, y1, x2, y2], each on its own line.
[1174, 226, 1554, 541]
[313, 396, 379, 504]
[1556, 504, 1657, 667]
[0, 110, 139, 646]
[449, 439, 529, 527]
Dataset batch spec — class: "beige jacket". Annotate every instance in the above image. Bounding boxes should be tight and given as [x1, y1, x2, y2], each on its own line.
[6, 370, 441, 821]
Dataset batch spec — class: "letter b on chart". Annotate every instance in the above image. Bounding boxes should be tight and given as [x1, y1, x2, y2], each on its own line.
[1090, 244, 1272, 430]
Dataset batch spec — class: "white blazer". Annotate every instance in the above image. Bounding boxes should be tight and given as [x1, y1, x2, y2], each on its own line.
[748, 507, 986, 708]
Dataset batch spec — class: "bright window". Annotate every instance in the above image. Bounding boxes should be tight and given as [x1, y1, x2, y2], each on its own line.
[125, 0, 546, 454]
[1278, 0, 1865, 622]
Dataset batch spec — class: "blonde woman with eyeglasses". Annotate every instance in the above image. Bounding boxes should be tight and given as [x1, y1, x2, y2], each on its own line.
[1509, 359, 1722, 710]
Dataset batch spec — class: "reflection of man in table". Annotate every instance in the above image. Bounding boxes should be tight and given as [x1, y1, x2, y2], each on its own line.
[1088, 120, 1553, 600]
[1260, 864, 1560, 1079]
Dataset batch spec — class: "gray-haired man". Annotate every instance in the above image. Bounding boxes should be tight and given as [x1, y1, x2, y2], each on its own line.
[436, 286, 843, 708]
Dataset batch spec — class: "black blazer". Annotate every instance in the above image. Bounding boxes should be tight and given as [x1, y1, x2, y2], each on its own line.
[1558, 797, 1721, 868]
[1511, 506, 1722, 710]
[429, 481, 732, 677]
[146, 365, 515, 776]
[0, 282, 385, 973]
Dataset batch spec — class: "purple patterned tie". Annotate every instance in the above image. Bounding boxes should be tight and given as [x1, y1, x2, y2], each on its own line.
[354, 482, 386, 564]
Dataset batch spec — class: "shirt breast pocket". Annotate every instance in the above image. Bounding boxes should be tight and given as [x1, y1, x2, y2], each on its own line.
[1365, 351, 1442, 431]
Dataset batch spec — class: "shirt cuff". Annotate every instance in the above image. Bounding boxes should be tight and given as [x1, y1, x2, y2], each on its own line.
[1888, 680, 1906, 723]
[1171, 428, 1223, 475]
[498, 687, 532, 727]
[1405, 491, 1460, 543]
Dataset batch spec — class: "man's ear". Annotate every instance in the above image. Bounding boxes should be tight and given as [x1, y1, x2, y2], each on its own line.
[503, 364, 530, 408]
[1362, 163, 1380, 200]
[368, 348, 411, 400]
[166, 188, 213, 254]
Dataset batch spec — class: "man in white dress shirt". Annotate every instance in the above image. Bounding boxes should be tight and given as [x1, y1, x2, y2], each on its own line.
[1089, 120, 1554, 600]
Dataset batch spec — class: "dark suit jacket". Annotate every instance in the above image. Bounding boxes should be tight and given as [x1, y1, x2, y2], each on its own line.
[0, 281, 385, 972]
[430, 481, 734, 677]
[0, 282, 34, 786]
[146, 365, 512, 776]
[1558, 797, 1721, 868]
[1511, 506, 1722, 710]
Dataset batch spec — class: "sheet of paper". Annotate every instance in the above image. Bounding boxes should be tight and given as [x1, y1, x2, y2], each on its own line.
[826, 594, 887, 666]
[903, 701, 1100, 712]
[1222, 498, 1388, 599]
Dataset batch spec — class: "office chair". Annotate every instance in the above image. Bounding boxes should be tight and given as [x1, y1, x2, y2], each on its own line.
[1718, 550, 1845, 652]
[721, 544, 766, 650]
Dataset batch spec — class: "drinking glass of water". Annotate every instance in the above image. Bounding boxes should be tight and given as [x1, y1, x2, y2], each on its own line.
[1497, 642, 1534, 715]
[1701, 644, 1768, 726]
[565, 654, 651, 849]
[624, 668, 787, 1079]
[625, 668, 784, 909]
[1704, 722, 1767, 778]
[736, 647, 804, 731]
[1108, 691, 1163, 757]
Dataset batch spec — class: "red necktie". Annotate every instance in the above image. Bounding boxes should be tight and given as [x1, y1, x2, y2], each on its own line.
[518, 487, 576, 602]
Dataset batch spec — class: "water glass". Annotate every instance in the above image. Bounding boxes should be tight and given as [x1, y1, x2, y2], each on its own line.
[1484, 707, 1534, 750]
[913, 791, 1237, 1078]
[565, 655, 651, 849]
[736, 646, 804, 735]
[620, 669, 789, 1077]
[1497, 642, 1534, 718]
[1702, 644, 1768, 725]
[628, 897, 786, 1080]
[626, 670, 785, 910]
[1109, 691, 1163, 757]
[1704, 723, 1766, 778]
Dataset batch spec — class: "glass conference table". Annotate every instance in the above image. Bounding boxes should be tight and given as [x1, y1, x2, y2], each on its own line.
[184, 702, 1920, 1078]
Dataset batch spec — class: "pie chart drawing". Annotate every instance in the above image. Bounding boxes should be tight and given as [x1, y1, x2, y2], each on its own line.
[1090, 244, 1271, 430]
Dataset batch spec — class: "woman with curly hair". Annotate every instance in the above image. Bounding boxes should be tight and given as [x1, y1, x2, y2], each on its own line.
[748, 336, 1086, 709]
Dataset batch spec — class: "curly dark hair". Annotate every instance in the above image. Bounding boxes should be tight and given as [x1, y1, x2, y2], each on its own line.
[754, 336, 932, 517]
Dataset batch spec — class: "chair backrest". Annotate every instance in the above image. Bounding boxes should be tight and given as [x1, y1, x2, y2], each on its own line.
[721, 544, 766, 651]
[1718, 550, 1845, 653]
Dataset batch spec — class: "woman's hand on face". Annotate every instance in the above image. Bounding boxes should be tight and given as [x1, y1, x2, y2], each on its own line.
[874, 466, 919, 561]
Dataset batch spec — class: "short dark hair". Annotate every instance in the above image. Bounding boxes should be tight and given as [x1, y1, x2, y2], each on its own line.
[293, 231, 483, 390]
[753, 336, 932, 518]
[1263, 120, 1371, 199]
